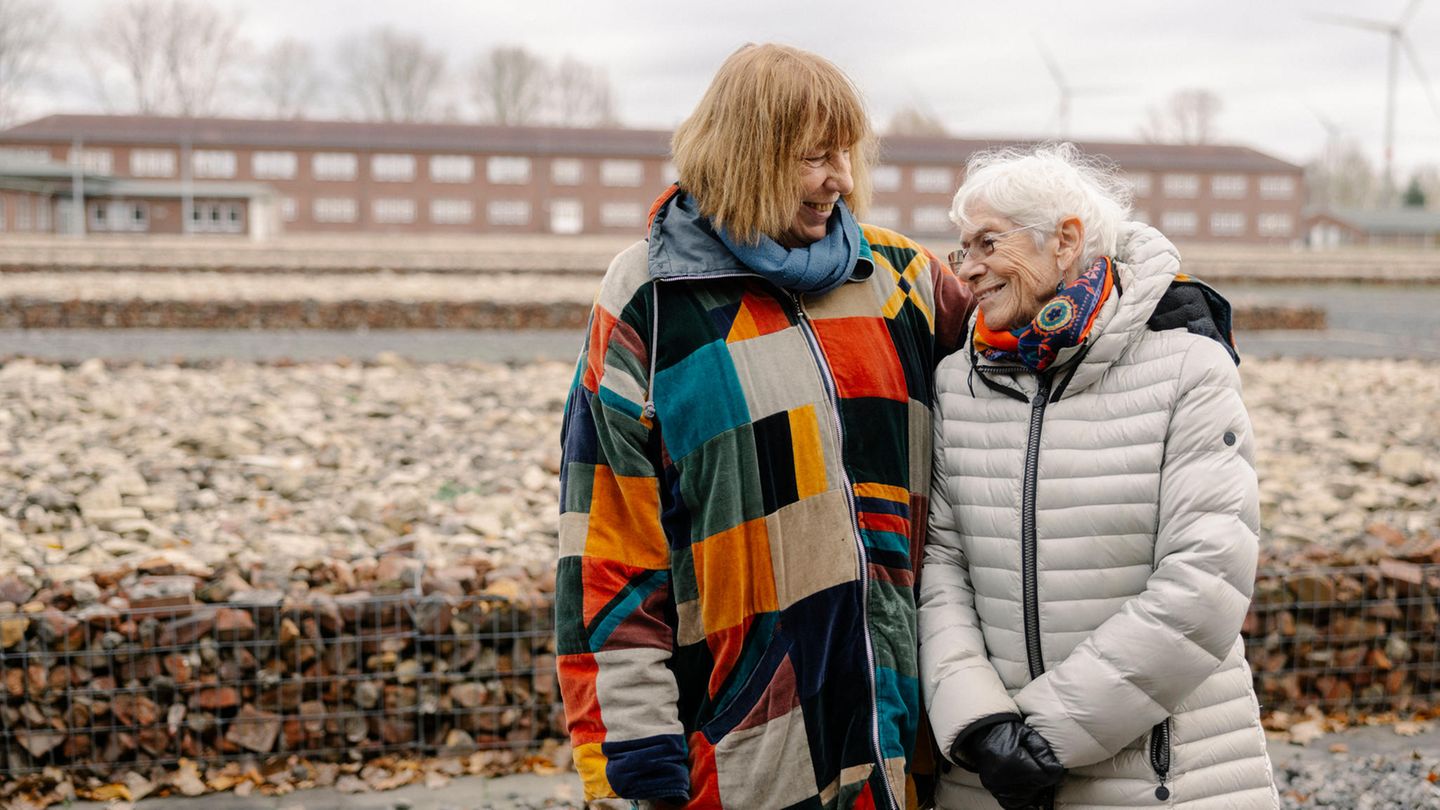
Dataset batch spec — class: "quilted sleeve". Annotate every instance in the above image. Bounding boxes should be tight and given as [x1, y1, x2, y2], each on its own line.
[1013, 337, 1259, 767]
[555, 286, 690, 804]
[918, 381, 1022, 762]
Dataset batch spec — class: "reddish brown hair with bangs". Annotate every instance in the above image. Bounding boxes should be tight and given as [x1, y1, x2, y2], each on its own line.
[671, 43, 875, 244]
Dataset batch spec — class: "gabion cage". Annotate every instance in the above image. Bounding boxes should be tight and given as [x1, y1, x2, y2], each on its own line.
[0, 591, 561, 778]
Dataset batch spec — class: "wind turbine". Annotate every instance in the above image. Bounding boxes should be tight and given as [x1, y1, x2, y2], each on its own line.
[1310, 0, 1440, 198]
[1034, 37, 1117, 139]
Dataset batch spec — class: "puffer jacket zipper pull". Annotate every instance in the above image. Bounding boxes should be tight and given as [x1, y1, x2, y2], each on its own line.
[1150, 718, 1172, 801]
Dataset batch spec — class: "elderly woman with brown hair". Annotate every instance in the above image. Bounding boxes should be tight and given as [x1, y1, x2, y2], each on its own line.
[555, 44, 970, 809]
[920, 143, 1279, 810]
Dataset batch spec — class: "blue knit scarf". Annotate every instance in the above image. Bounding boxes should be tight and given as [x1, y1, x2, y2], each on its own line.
[714, 200, 861, 296]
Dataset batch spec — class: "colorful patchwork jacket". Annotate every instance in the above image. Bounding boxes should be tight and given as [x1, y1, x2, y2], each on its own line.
[557, 188, 971, 809]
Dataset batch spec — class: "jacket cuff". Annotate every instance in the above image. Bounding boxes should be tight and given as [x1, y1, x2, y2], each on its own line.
[949, 712, 1023, 770]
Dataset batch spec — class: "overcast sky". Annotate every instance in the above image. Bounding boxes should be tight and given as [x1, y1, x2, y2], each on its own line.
[40, 0, 1440, 177]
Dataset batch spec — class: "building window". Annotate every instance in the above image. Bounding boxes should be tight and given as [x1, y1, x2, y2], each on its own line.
[131, 202, 149, 231]
[1162, 173, 1199, 198]
[1210, 211, 1245, 236]
[313, 197, 358, 223]
[313, 152, 358, 181]
[36, 196, 50, 231]
[1211, 174, 1247, 199]
[871, 166, 901, 193]
[0, 147, 49, 163]
[487, 200, 530, 226]
[373, 198, 416, 224]
[372, 154, 416, 182]
[1161, 210, 1198, 235]
[192, 150, 236, 179]
[487, 156, 531, 184]
[89, 201, 108, 230]
[430, 199, 473, 225]
[253, 151, 298, 180]
[1127, 173, 1152, 197]
[662, 161, 679, 183]
[600, 159, 643, 187]
[189, 202, 243, 233]
[912, 206, 952, 233]
[1260, 175, 1296, 200]
[912, 167, 954, 194]
[280, 197, 298, 222]
[129, 149, 175, 177]
[69, 148, 113, 175]
[867, 205, 901, 229]
[550, 199, 583, 234]
[16, 197, 30, 230]
[551, 159, 583, 185]
[430, 155, 474, 183]
[1258, 212, 1293, 236]
[600, 202, 645, 229]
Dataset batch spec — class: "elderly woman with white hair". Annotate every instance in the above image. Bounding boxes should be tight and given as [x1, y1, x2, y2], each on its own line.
[920, 143, 1279, 810]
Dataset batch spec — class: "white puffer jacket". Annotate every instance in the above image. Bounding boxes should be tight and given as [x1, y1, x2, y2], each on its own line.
[920, 223, 1279, 809]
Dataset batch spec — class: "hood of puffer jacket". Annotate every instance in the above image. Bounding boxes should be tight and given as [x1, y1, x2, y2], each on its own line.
[644, 184, 874, 283]
[968, 221, 1236, 400]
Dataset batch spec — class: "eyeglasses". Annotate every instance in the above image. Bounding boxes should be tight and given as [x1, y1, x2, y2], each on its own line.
[946, 223, 1046, 272]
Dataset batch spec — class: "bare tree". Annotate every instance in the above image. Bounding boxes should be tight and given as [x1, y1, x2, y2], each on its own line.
[91, 0, 244, 116]
[336, 26, 446, 122]
[472, 46, 548, 125]
[257, 38, 324, 119]
[1139, 89, 1223, 145]
[0, 0, 57, 126]
[886, 105, 947, 136]
[552, 56, 615, 127]
[1306, 139, 1380, 209]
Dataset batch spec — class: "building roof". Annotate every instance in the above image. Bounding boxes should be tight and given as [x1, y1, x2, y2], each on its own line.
[1306, 206, 1440, 234]
[0, 114, 1304, 173]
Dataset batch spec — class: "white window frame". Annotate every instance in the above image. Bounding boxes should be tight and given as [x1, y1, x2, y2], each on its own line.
[1211, 174, 1247, 199]
[912, 166, 954, 194]
[372, 198, 416, 224]
[867, 205, 901, 229]
[192, 149, 236, 179]
[871, 166, 901, 193]
[252, 151, 298, 180]
[599, 159, 643, 187]
[1258, 212, 1293, 236]
[1127, 173, 1152, 197]
[280, 197, 298, 222]
[550, 199, 583, 234]
[911, 206, 952, 233]
[1162, 173, 1199, 198]
[69, 148, 113, 175]
[429, 155, 474, 183]
[1259, 175, 1296, 200]
[551, 159, 583, 186]
[129, 149, 176, 178]
[487, 156, 531, 185]
[1210, 211, 1245, 237]
[487, 200, 531, 226]
[371, 153, 416, 183]
[313, 197, 358, 223]
[312, 152, 358, 182]
[599, 202, 645, 229]
[430, 199, 474, 225]
[1161, 210, 1198, 236]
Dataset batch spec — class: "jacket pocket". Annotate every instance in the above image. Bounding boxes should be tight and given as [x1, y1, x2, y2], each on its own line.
[1149, 717, 1172, 802]
[699, 631, 794, 743]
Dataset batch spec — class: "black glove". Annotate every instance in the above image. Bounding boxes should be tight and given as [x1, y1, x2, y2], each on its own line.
[953, 719, 1065, 810]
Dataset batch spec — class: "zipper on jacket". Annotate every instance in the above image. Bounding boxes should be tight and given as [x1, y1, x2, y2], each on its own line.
[788, 291, 899, 810]
[1149, 718, 1172, 801]
[1021, 374, 1053, 680]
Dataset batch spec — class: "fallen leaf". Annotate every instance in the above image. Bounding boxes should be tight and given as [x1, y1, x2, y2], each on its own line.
[1394, 721, 1431, 737]
[78, 784, 132, 802]
[1328, 743, 1349, 754]
[1288, 719, 1326, 746]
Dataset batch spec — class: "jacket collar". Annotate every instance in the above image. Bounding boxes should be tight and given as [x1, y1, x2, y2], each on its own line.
[644, 185, 874, 284]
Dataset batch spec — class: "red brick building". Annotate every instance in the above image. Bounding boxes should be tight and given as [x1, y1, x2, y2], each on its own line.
[0, 114, 1306, 243]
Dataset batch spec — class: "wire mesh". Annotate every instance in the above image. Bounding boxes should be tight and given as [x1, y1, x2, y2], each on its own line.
[1246, 563, 1440, 714]
[0, 590, 559, 778]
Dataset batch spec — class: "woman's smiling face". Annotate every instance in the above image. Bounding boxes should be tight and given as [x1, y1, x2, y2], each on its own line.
[777, 144, 854, 248]
[954, 201, 1060, 331]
